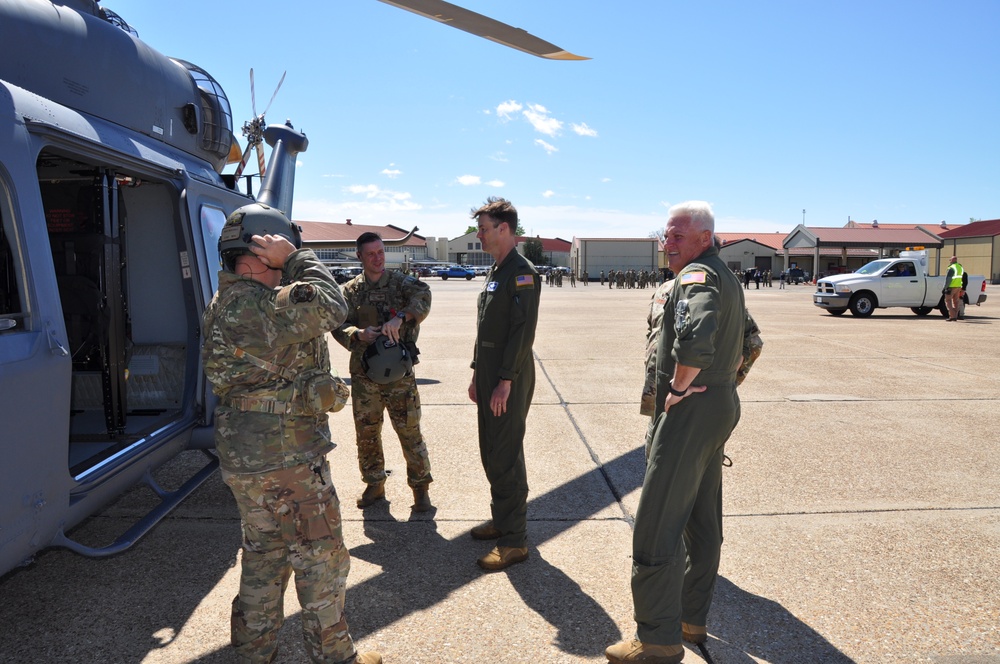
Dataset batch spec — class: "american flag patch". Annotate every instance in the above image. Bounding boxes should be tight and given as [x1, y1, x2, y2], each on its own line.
[680, 271, 707, 285]
[515, 274, 535, 288]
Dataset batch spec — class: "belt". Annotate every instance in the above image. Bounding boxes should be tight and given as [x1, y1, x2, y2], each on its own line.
[225, 395, 300, 415]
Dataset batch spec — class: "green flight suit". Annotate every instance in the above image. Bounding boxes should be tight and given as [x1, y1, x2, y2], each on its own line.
[472, 250, 541, 549]
[632, 245, 744, 646]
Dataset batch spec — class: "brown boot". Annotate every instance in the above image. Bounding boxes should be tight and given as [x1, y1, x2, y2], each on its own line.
[354, 652, 382, 664]
[681, 623, 707, 644]
[470, 522, 502, 540]
[411, 486, 432, 512]
[477, 545, 528, 571]
[356, 481, 385, 508]
[605, 638, 684, 663]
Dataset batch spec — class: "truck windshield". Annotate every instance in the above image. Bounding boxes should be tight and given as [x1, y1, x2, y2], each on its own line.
[856, 260, 893, 275]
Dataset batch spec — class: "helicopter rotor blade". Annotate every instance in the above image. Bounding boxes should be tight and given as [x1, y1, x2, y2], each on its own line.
[376, 0, 589, 60]
[255, 142, 266, 178]
[249, 67, 258, 117]
[261, 70, 286, 118]
[233, 142, 254, 180]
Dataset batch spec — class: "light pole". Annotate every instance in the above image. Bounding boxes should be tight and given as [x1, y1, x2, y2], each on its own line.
[802, 209, 806, 225]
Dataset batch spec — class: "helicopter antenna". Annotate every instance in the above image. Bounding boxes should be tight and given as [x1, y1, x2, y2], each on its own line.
[233, 68, 286, 191]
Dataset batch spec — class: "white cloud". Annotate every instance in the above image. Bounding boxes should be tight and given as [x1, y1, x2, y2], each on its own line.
[485, 180, 505, 188]
[496, 100, 523, 121]
[342, 184, 419, 211]
[602, 177, 612, 183]
[542, 190, 555, 198]
[572, 122, 598, 137]
[456, 175, 482, 186]
[490, 152, 509, 163]
[381, 168, 402, 179]
[523, 103, 562, 137]
[535, 139, 558, 154]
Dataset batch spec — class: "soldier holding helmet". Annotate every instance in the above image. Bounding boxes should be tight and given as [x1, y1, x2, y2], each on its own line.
[202, 203, 380, 664]
[333, 232, 433, 512]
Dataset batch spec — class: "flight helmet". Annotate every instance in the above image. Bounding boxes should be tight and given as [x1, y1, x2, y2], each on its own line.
[362, 335, 413, 384]
[218, 202, 302, 271]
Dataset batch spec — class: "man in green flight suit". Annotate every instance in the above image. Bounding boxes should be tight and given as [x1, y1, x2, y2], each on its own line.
[202, 203, 380, 664]
[467, 197, 541, 572]
[332, 232, 433, 512]
[607, 201, 745, 664]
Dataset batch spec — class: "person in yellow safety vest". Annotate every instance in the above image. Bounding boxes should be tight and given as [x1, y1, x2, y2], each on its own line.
[944, 256, 966, 321]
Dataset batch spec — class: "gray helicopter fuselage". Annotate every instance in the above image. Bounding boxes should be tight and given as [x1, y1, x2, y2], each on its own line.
[0, 0, 304, 577]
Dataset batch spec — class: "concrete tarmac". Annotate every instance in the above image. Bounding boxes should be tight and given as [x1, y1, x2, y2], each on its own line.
[1, 278, 998, 664]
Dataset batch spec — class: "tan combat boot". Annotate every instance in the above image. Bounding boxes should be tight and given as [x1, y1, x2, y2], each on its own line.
[411, 486, 431, 512]
[681, 623, 707, 644]
[605, 638, 684, 663]
[477, 545, 528, 571]
[356, 481, 385, 508]
[354, 652, 382, 664]
[470, 521, 501, 540]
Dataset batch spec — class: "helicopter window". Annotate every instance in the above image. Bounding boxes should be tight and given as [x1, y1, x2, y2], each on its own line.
[1, 205, 24, 332]
[201, 205, 228, 283]
[171, 59, 233, 161]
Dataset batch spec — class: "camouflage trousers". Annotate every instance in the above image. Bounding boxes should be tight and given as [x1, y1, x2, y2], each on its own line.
[351, 371, 432, 488]
[222, 459, 357, 664]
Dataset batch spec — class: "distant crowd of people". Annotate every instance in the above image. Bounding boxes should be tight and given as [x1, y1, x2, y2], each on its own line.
[599, 268, 671, 289]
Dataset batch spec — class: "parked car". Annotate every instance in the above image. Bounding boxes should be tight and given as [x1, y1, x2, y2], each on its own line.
[813, 249, 987, 318]
[786, 268, 806, 284]
[333, 267, 363, 284]
[437, 266, 476, 280]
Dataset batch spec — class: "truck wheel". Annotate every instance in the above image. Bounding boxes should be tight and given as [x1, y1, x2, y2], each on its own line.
[465, 274, 473, 280]
[849, 292, 876, 317]
[911, 306, 933, 316]
[441, 275, 448, 280]
[828, 308, 847, 316]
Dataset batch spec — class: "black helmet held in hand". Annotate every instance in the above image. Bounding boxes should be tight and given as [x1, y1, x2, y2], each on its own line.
[362, 335, 413, 385]
[218, 203, 302, 271]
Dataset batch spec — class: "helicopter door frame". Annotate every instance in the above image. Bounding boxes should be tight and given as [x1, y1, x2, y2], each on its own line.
[176, 175, 251, 446]
[97, 170, 128, 435]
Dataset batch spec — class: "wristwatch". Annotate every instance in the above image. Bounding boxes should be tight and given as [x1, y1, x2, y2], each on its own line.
[668, 382, 686, 397]
[395, 310, 406, 320]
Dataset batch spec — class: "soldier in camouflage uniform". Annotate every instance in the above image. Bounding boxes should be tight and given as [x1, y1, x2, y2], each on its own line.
[202, 204, 380, 664]
[332, 233, 433, 512]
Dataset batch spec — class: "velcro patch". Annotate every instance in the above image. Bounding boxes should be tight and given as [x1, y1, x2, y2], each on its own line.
[515, 274, 535, 289]
[680, 271, 707, 285]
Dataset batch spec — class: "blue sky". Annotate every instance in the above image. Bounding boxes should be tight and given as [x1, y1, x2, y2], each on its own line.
[109, 0, 998, 240]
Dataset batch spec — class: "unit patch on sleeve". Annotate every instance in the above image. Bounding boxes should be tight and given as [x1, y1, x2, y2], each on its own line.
[674, 299, 691, 335]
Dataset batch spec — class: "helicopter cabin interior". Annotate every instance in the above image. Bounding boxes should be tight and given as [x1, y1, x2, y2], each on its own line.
[36, 151, 198, 477]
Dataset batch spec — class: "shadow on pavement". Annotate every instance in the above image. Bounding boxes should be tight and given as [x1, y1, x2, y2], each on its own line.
[704, 576, 855, 663]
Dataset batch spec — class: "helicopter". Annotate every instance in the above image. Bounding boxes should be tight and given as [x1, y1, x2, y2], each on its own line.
[0, 0, 585, 578]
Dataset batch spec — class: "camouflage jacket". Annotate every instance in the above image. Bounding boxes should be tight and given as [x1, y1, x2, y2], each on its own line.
[332, 270, 431, 376]
[640, 275, 763, 416]
[202, 249, 349, 473]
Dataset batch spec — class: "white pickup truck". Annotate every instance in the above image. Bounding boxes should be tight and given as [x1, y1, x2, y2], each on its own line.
[813, 250, 987, 317]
